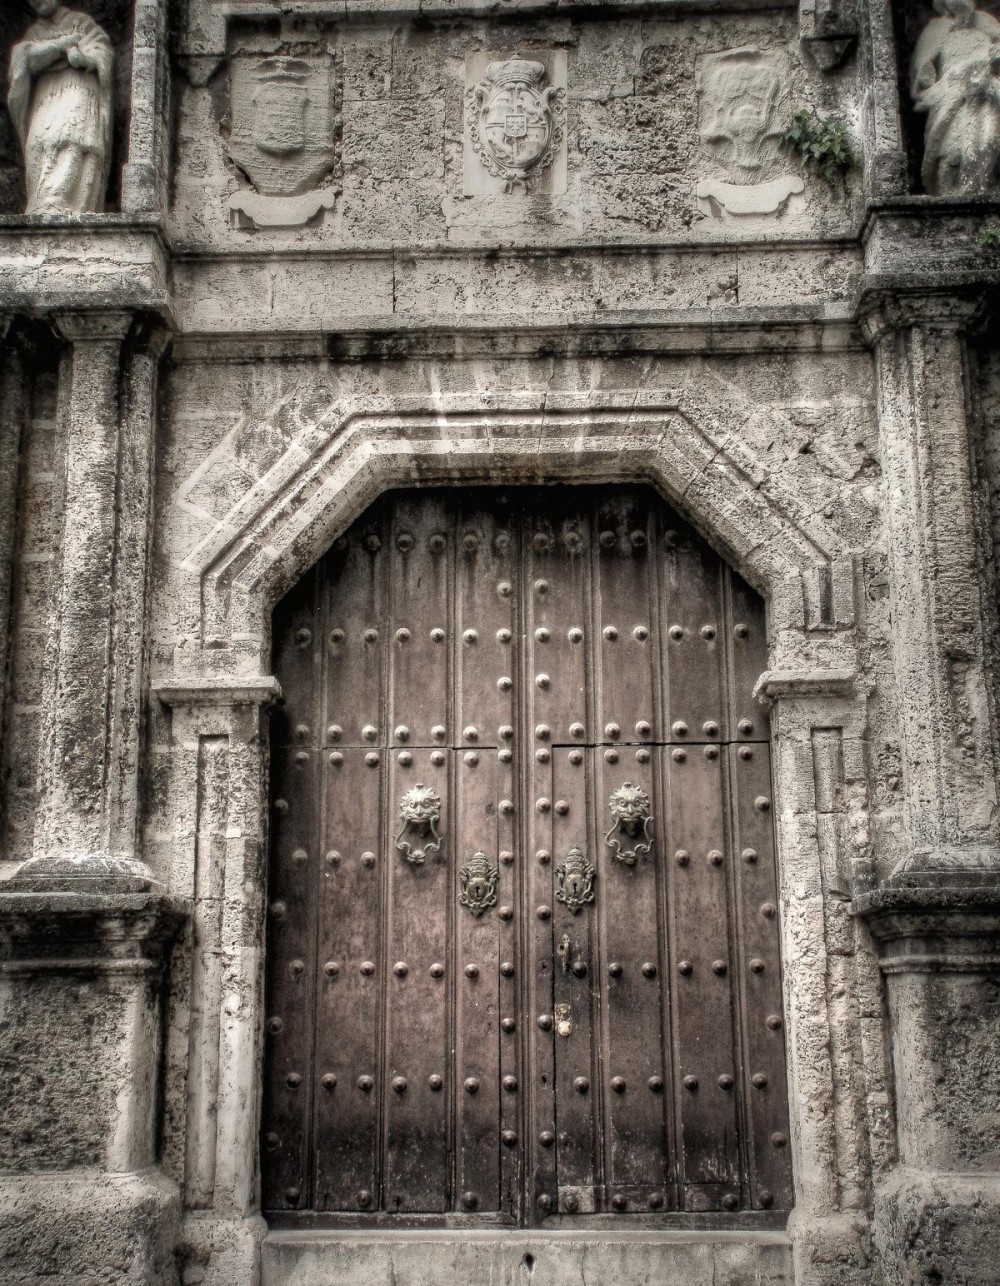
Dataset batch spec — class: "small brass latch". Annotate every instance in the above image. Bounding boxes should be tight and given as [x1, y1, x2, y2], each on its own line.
[555, 1003, 572, 1038]
[557, 933, 572, 973]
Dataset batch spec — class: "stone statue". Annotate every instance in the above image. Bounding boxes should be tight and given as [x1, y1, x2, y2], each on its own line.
[7, 0, 114, 214]
[911, 0, 1000, 197]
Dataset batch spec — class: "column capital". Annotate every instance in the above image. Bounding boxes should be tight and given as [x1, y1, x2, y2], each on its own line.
[754, 667, 859, 707]
[52, 310, 135, 345]
[858, 288, 987, 346]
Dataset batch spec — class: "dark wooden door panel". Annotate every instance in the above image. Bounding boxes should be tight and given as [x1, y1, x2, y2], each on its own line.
[263, 485, 792, 1228]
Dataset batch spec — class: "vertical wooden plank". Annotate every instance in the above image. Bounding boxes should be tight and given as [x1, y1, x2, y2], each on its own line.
[526, 747, 557, 1224]
[383, 746, 451, 1212]
[496, 735, 519, 1221]
[664, 742, 742, 1211]
[730, 742, 794, 1211]
[727, 568, 771, 743]
[312, 747, 382, 1211]
[660, 520, 726, 744]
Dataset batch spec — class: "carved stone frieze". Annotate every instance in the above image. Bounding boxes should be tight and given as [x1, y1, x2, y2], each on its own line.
[226, 49, 339, 227]
[464, 52, 567, 196]
[695, 47, 804, 219]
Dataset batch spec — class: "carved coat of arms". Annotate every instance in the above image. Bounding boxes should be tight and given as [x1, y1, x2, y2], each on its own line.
[226, 52, 339, 227]
[467, 55, 565, 193]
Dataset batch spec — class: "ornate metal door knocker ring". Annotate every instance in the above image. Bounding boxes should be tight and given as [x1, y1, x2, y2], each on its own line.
[605, 782, 654, 866]
[459, 851, 499, 916]
[395, 783, 443, 864]
[556, 846, 596, 913]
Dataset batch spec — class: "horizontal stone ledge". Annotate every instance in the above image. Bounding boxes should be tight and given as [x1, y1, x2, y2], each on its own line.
[153, 676, 282, 707]
[0, 891, 188, 963]
[753, 669, 859, 705]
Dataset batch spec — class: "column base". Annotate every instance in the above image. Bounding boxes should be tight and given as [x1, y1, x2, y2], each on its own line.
[873, 1167, 1000, 1286]
[8, 851, 160, 893]
[888, 844, 1000, 889]
[181, 1211, 267, 1286]
[787, 1209, 872, 1286]
[0, 1169, 181, 1286]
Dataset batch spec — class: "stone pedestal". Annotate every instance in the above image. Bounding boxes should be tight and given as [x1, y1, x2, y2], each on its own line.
[0, 892, 186, 1285]
[857, 882, 1000, 1286]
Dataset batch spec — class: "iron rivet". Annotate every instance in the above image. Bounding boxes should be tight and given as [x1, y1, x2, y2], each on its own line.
[464, 725, 479, 741]
[633, 625, 649, 641]
[739, 718, 754, 735]
[534, 579, 549, 594]
[767, 1014, 783, 1030]
[722, 1194, 739, 1212]
[497, 628, 512, 643]
[286, 1186, 301, 1202]
[395, 725, 410, 741]
[429, 534, 446, 553]
[430, 628, 445, 642]
[358, 1189, 372, 1207]
[718, 1073, 734, 1090]
[537, 905, 551, 920]
[668, 625, 684, 641]
[599, 529, 616, 547]
[605, 722, 621, 739]
[563, 1193, 580, 1213]
[612, 1194, 627, 1212]
[327, 751, 343, 765]
[499, 905, 514, 921]
[536, 723, 551, 740]
[570, 722, 585, 737]
[568, 628, 584, 644]
[537, 850, 551, 865]
[500, 850, 514, 865]
[295, 628, 312, 647]
[537, 797, 551, 813]
[465, 751, 480, 766]
[360, 961, 375, 976]
[398, 751, 412, 765]
[326, 849, 341, 866]
[761, 902, 777, 919]
[569, 749, 583, 764]
[289, 959, 305, 978]
[572, 960, 587, 978]
[464, 1077, 480, 1094]
[538, 1193, 554, 1211]
[755, 795, 771, 812]
[636, 748, 650, 763]
[704, 745, 719, 760]
[636, 720, 652, 736]
[605, 749, 619, 763]
[678, 960, 693, 975]
[357, 1074, 374, 1092]
[430, 962, 444, 978]
[648, 1075, 664, 1093]
[743, 848, 759, 863]
[539, 1131, 554, 1148]
[502, 1017, 516, 1033]
[324, 961, 339, 977]
[574, 1077, 590, 1094]
[611, 1076, 626, 1093]
[630, 529, 646, 548]
[708, 850, 723, 866]
[603, 625, 618, 641]
[649, 1193, 664, 1209]
[608, 962, 622, 977]
[498, 676, 513, 691]
[393, 961, 408, 977]
[771, 1132, 788, 1148]
[463, 532, 480, 552]
[739, 746, 753, 760]
[286, 1072, 301, 1088]
[750, 958, 765, 973]
[329, 629, 345, 646]
[752, 1072, 769, 1089]
[395, 628, 410, 643]
[397, 533, 413, 551]
[432, 724, 446, 740]
[265, 1133, 279, 1148]
[642, 962, 657, 978]
[270, 900, 287, 920]
[536, 673, 550, 689]
[501, 960, 515, 976]
[760, 1189, 775, 1209]
[538, 1014, 553, 1031]
[675, 849, 690, 867]
[431, 750, 445, 765]
[735, 623, 749, 639]
[712, 959, 728, 975]
[295, 750, 310, 764]
[703, 720, 719, 736]
[462, 1191, 479, 1209]
[465, 963, 480, 979]
[292, 847, 308, 865]
[672, 748, 686, 763]
[267, 1017, 283, 1034]
[498, 581, 513, 598]
[683, 1075, 699, 1091]
[365, 752, 379, 767]
[533, 532, 551, 552]
[503, 1075, 518, 1092]
[463, 629, 478, 644]
[537, 746, 552, 763]
[328, 725, 343, 741]
[363, 725, 377, 742]
[363, 628, 378, 643]
[429, 1074, 443, 1091]
[535, 627, 550, 642]
[555, 800, 569, 815]
[500, 725, 514, 740]
[364, 533, 381, 552]
[361, 851, 376, 868]
[295, 722, 310, 740]
[392, 1076, 407, 1093]
[701, 624, 717, 640]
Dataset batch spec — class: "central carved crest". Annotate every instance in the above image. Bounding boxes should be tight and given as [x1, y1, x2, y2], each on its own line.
[605, 782, 654, 866]
[467, 55, 565, 193]
[395, 783, 443, 864]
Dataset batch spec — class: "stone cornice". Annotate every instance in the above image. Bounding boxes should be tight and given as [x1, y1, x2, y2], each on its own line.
[754, 668, 859, 706]
[0, 892, 188, 968]
[152, 676, 282, 707]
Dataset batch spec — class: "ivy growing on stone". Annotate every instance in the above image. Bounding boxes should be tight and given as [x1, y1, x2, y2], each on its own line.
[783, 109, 855, 186]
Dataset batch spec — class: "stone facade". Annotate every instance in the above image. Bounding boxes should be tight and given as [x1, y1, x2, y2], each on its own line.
[0, 1, 999, 1284]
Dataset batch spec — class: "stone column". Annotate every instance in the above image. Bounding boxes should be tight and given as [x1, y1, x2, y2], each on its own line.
[862, 293, 1000, 885]
[12, 312, 167, 892]
[121, 0, 169, 211]
[0, 321, 21, 778]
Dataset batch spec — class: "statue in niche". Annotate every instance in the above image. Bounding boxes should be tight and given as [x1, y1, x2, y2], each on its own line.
[911, 0, 1000, 196]
[7, 0, 113, 214]
[695, 48, 804, 217]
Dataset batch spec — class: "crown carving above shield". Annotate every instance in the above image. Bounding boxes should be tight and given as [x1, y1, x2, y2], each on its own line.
[486, 57, 546, 88]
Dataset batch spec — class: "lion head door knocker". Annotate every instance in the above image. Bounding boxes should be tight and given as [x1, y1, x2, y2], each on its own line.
[395, 783, 443, 865]
[459, 851, 499, 917]
[605, 782, 654, 866]
[556, 846, 596, 914]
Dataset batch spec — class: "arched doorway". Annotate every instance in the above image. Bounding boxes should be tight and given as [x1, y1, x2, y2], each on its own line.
[261, 484, 792, 1225]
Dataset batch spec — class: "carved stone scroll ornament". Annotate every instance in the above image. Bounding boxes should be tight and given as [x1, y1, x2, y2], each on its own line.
[556, 846, 596, 914]
[605, 782, 654, 866]
[7, 0, 114, 214]
[911, 0, 1000, 197]
[395, 783, 443, 865]
[226, 53, 338, 227]
[467, 56, 564, 194]
[458, 851, 499, 917]
[695, 47, 804, 218]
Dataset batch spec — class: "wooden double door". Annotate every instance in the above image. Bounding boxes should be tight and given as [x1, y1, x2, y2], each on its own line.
[263, 485, 793, 1224]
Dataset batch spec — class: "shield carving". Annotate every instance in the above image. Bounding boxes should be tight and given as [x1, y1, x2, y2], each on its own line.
[468, 56, 564, 192]
[227, 54, 337, 197]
